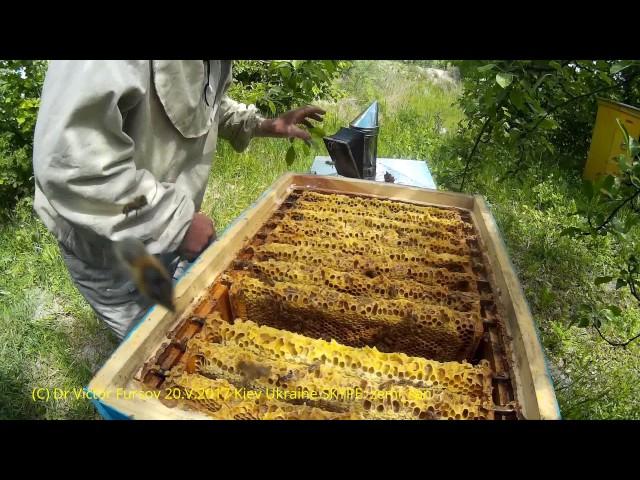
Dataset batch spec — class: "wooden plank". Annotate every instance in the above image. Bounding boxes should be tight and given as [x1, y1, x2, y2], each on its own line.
[471, 195, 560, 420]
[289, 174, 475, 210]
[193, 296, 216, 317]
[211, 284, 232, 323]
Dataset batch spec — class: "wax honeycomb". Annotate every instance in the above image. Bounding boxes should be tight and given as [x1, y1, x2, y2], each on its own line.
[250, 243, 476, 289]
[229, 275, 481, 361]
[227, 190, 484, 362]
[163, 313, 494, 420]
[238, 259, 478, 312]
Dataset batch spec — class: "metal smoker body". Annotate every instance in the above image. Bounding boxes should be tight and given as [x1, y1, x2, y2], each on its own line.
[323, 101, 379, 180]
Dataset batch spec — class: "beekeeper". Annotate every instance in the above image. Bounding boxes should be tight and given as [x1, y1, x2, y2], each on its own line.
[32, 60, 325, 340]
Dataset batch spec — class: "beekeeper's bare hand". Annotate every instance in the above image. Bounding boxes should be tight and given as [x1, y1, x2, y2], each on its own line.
[256, 105, 326, 142]
[179, 212, 216, 261]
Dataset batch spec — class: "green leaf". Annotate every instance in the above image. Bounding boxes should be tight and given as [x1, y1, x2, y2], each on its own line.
[618, 154, 631, 173]
[285, 145, 296, 166]
[308, 135, 322, 150]
[610, 217, 627, 234]
[611, 61, 632, 74]
[538, 117, 557, 130]
[496, 72, 514, 88]
[616, 278, 627, 289]
[600, 309, 614, 323]
[533, 73, 552, 91]
[579, 302, 593, 313]
[477, 63, 497, 73]
[581, 180, 595, 198]
[599, 188, 614, 199]
[509, 89, 526, 110]
[279, 65, 291, 80]
[309, 126, 327, 138]
[601, 175, 615, 192]
[527, 99, 545, 115]
[594, 276, 614, 285]
[616, 118, 630, 147]
[607, 305, 623, 316]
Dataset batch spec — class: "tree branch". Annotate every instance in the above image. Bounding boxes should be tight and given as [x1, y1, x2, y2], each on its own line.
[521, 71, 640, 142]
[459, 115, 493, 192]
[594, 189, 640, 232]
[594, 324, 640, 348]
[574, 61, 598, 75]
[498, 143, 526, 182]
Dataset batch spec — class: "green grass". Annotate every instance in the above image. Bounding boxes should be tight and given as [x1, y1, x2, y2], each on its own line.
[1, 60, 638, 419]
[0, 198, 117, 419]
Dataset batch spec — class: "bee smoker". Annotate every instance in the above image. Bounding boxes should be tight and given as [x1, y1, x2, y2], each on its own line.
[323, 101, 379, 180]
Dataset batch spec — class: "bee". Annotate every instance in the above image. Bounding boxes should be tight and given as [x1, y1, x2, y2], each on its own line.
[232, 259, 252, 270]
[307, 361, 322, 375]
[379, 378, 425, 390]
[236, 360, 272, 382]
[424, 410, 441, 420]
[363, 268, 378, 279]
[383, 171, 395, 183]
[251, 267, 276, 287]
[379, 379, 395, 390]
[122, 195, 148, 217]
[113, 237, 175, 312]
[343, 273, 356, 288]
[276, 369, 297, 387]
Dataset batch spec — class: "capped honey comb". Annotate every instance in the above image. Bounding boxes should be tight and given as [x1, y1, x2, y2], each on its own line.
[251, 243, 475, 288]
[239, 259, 478, 312]
[227, 189, 484, 362]
[163, 313, 494, 420]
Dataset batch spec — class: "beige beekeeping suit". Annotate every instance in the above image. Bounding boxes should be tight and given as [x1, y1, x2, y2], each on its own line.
[32, 60, 263, 339]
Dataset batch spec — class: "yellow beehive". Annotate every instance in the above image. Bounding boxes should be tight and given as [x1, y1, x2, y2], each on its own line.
[584, 98, 640, 180]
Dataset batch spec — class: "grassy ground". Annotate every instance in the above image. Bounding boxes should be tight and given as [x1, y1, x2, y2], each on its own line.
[1, 60, 638, 419]
[0, 199, 117, 419]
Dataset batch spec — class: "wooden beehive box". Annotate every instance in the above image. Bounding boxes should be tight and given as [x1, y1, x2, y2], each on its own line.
[87, 174, 560, 420]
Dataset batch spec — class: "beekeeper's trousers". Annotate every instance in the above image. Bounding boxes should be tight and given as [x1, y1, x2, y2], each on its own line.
[58, 241, 189, 341]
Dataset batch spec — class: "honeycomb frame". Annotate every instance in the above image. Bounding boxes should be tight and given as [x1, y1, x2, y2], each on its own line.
[137, 186, 522, 420]
[161, 313, 495, 420]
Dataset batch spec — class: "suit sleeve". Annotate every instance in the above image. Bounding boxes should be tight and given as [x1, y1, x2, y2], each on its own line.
[33, 60, 195, 254]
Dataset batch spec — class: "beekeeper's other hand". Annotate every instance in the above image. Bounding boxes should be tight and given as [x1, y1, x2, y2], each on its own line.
[256, 105, 326, 142]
